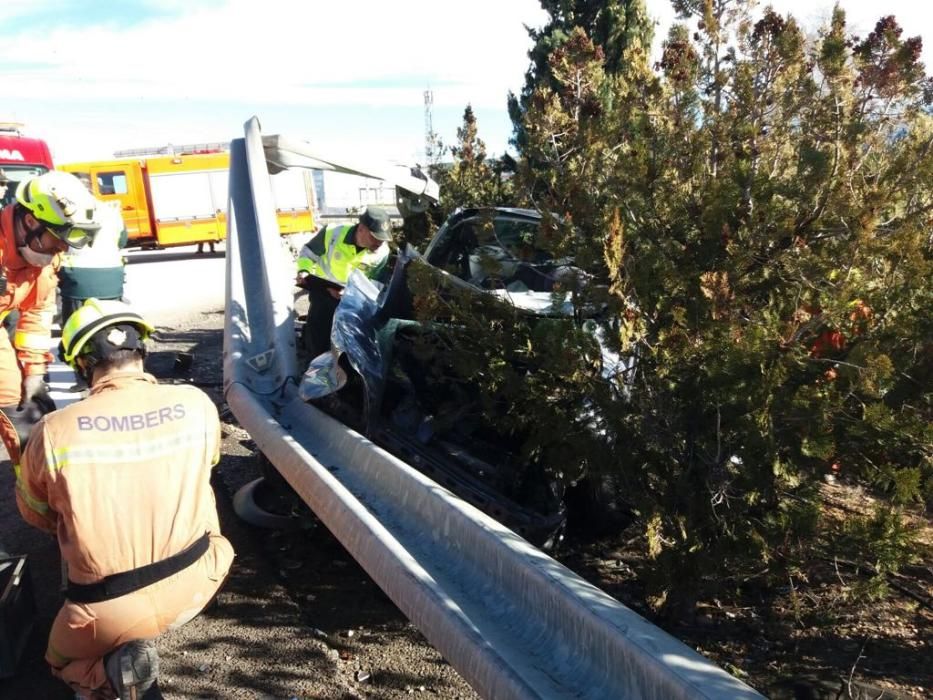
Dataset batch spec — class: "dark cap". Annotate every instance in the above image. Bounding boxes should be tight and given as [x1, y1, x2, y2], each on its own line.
[359, 206, 391, 241]
[90, 323, 146, 360]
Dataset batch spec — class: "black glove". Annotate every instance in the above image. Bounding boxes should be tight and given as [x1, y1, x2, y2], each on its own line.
[22, 375, 56, 422]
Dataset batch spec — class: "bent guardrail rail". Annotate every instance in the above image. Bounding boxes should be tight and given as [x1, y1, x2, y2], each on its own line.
[224, 116, 764, 700]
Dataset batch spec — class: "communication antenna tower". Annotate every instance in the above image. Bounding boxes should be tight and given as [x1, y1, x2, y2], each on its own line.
[423, 89, 434, 165]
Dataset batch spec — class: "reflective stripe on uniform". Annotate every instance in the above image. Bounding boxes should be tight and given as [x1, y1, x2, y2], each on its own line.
[14, 329, 51, 351]
[297, 225, 351, 284]
[325, 226, 353, 282]
[297, 244, 332, 278]
[13, 461, 50, 515]
[49, 428, 212, 472]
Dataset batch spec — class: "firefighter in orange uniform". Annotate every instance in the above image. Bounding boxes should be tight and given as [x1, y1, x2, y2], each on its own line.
[17, 299, 235, 699]
[0, 171, 102, 465]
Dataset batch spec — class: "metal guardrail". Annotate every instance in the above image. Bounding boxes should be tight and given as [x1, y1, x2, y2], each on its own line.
[223, 116, 765, 700]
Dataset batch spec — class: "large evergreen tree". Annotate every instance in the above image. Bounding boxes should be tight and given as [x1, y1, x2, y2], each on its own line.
[503, 1, 932, 617]
[508, 0, 654, 152]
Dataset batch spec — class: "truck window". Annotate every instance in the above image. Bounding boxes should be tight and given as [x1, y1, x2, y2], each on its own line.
[149, 171, 215, 219]
[0, 165, 47, 206]
[69, 171, 93, 191]
[97, 171, 128, 196]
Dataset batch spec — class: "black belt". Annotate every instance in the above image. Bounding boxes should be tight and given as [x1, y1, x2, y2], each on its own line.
[66, 533, 211, 604]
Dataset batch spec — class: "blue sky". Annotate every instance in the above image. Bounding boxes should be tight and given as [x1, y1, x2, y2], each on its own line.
[1, 1, 930, 168]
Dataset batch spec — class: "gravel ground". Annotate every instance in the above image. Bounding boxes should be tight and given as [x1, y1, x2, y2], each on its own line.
[0, 306, 476, 700]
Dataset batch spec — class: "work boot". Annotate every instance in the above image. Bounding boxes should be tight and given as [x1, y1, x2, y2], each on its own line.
[68, 376, 89, 394]
[104, 639, 163, 699]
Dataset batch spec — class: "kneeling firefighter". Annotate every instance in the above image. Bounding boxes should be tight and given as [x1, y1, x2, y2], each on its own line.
[17, 299, 235, 699]
[0, 171, 102, 471]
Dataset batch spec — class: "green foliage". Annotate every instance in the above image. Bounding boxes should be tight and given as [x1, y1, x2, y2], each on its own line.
[508, 0, 654, 152]
[489, 1, 933, 617]
[404, 249, 606, 495]
[426, 106, 516, 238]
[837, 506, 919, 599]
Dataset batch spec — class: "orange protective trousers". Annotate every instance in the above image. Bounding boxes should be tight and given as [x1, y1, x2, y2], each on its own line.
[0, 327, 22, 406]
[0, 326, 25, 465]
[48, 535, 233, 700]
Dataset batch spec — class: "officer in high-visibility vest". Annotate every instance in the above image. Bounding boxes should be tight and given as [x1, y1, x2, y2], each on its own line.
[295, 206, 392, 357]
[57, 176, 128, 332]
[17, 299, 234, 699]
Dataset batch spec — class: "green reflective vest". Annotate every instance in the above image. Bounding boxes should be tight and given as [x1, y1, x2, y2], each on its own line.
[297, 224, 388, 285]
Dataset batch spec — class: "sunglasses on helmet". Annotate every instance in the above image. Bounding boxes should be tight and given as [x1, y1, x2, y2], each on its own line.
[45, 222, 95, 248]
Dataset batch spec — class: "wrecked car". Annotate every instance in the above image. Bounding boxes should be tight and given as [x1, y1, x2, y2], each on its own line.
[298, 208, 630, 547]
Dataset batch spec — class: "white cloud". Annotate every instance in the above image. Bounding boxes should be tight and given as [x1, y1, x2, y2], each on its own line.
[1, 0, 548, 163]
[0, 0, 547, 108]
[3, 0, 930, 166]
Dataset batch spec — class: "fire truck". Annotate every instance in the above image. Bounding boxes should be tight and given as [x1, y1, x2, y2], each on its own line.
[61, 145, 316, 249]
[0, 122, 55, 206]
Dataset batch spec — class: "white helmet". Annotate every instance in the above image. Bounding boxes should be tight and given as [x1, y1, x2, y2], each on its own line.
[15, 171, 101, 248]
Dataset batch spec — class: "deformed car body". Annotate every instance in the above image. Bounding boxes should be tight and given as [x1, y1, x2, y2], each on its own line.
[299, 207, 628, 546]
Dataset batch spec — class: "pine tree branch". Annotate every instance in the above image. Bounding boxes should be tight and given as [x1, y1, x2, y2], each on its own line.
[817, 556, 933, 610]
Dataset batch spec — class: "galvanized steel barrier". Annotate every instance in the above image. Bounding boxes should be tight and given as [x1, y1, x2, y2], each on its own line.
[224, 117, 764, 700]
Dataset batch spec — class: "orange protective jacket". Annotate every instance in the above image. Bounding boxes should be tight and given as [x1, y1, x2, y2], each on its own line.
[17, 371, 232, 586]
[0, 204, 59, 392]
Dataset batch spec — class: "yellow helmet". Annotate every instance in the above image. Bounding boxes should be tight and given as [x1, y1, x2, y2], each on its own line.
[15, 171, 101, 248]
[61, 298, 155, 367]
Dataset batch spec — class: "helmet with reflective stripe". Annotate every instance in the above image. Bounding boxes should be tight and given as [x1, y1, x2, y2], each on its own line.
[61, 298, 155, 367]
[15, 171, 102, 248]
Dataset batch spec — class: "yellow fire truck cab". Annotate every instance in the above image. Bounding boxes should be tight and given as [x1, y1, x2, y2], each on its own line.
[61, 148, 315, 248]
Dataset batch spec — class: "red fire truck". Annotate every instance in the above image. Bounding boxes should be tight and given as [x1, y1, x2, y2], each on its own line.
[0, 122, 55, 206]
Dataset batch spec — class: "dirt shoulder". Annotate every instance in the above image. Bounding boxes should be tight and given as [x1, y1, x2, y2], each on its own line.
[556, 484, 932, 699]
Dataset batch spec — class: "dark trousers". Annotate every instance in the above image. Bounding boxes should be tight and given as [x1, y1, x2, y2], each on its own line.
[301, 285, 340, 359]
